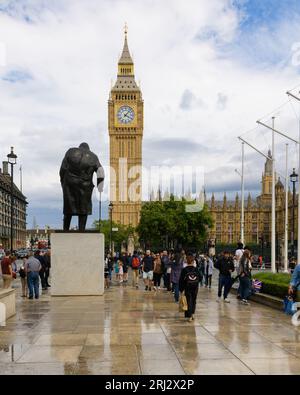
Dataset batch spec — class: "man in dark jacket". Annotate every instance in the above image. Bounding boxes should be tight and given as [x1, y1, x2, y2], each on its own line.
[44, 250, 51, 288]
[35, 250, 47, 291]
[215, 251, 235, 303]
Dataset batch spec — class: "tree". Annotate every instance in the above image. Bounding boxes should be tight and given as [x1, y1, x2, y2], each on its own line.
[136, 195, 213, 251]
[93, 220, 136, 252]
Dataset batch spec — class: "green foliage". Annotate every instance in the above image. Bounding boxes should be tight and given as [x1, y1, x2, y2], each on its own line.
[93, 220, 136, 252]
[136, 196, 213, 251]
[253, 272, 291, 299]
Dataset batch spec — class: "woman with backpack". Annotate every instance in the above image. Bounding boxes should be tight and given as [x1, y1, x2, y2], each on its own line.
[238, 250, 252, 305]
[179, 252, 200, 322]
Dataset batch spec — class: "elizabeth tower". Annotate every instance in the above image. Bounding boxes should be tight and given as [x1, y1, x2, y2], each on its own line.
[108, 27, 143, 227]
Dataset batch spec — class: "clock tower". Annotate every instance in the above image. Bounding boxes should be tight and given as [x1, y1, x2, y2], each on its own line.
[108, 26, 143, 227]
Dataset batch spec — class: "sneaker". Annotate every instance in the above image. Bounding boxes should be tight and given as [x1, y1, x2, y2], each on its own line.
[153, 286, 157, 291]
[224, 299, 230, 304]
[149, 287, 152, 291]
[136, 285, 139, 289]
[192, 315, 195, 320]
[242, 299, 250, 305]
[216, 298, 221, 303]
[188, 317, 193, 322]
[145, 286, 148, 291]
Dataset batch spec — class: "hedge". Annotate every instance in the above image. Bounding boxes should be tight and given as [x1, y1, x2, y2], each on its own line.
[253, 272, 291, 299]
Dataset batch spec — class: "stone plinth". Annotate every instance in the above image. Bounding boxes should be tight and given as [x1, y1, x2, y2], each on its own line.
[51, 233, 104, 296]
[0, 288, 16, 323]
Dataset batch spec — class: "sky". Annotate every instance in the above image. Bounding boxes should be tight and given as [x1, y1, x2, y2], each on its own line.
[0, 0, 300, 229]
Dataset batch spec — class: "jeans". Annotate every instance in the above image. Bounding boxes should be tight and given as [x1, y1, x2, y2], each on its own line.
[184, 286, 198, 318]
[218, 275, 232, 299]
[27, 272, 40, 299]
[205, 274, 212, 288]
[153, 273, 162, 287]
[239, 276, 251, 300]
[39, 270, 47, 289]
[45, 268, 50, 286]
[163, 273, 171, 291]
[172, 282, 179, 302]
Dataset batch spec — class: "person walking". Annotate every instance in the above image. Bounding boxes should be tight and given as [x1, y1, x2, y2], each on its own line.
[104, 258, 110, 289]
[215, 251, 235, 303]
[171, 251, 183, 303]
[131, 251, 141, 289]
[161, 250, 171, 291]
[204, 255, 214, 289]
[44, 250, 51, 287]
[153, 253, 163, 291]
[179, 252, 200, 322]
[34, 250, 47, 290]
[19, 256, 28, 298]
[118, 261, 124, 284]
[120, 252, 129, 283]
[142, 250, 154, 291]
[197, 255, 205, 287]
[114, 256, 120, 282]
[25, 252, 41, 300]
[1, 251, 13, 289]
[238, 250, 252, 305]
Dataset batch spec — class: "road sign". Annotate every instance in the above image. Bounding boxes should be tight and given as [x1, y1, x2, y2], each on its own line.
[112, 228, 119, 232]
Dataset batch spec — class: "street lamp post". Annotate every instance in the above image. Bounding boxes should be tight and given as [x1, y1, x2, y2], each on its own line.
[7, 147, 17, 254]
[290, 168, 298, 258]
[108, 202, 113, 254]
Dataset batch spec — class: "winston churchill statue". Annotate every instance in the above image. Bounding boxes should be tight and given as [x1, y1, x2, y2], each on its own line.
[60, 143, 104, 231]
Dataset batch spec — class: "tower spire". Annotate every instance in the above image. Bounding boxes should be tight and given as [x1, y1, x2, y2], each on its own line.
[119, 24, 134, 67]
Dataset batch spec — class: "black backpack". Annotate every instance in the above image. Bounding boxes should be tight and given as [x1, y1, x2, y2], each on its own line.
[184, 269, 200, 288]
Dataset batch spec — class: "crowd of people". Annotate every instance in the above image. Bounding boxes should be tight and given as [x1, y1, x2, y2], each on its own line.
[0, 249, 51, 300]
[104, 242, 300, 321]
[1, 242, 299, 321]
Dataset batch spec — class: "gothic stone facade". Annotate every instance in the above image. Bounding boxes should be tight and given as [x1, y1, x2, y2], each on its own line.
[0, 161, 27, 250]
[208, 152, 297, 247]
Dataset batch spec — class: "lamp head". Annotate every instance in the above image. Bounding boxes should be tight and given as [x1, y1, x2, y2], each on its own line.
[290, 168, 298, 183]
[7, 147, 17, 165]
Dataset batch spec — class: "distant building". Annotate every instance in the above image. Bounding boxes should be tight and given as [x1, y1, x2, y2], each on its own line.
[0, 161, 27, 249]
[26, 227, 54, 249]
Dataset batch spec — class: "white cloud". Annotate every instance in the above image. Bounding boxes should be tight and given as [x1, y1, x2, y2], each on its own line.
[0, 0, 299, 226]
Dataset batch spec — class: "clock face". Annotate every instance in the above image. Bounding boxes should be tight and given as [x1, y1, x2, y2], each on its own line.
[117, 106, 135, 124]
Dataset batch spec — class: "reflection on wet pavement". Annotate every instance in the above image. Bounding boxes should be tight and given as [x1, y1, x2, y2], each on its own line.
[0, 277, 300, 375]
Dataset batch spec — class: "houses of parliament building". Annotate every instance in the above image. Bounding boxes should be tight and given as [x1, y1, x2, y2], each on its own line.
[207, 151, 298, 248]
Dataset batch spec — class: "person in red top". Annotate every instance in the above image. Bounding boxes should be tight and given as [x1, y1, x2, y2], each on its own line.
[1, 251, 13, 289]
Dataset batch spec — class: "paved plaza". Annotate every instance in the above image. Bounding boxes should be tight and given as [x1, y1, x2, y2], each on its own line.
[1, 277, 300, 375]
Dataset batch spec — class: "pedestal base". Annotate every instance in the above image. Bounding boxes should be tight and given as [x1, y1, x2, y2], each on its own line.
[51, 233, 104, 296]
[0, 288, 16, 324]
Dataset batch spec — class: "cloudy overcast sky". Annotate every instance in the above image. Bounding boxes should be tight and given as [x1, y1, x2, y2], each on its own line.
[0, 0, 300, 229]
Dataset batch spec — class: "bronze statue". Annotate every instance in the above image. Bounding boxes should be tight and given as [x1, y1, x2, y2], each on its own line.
[60, 143, 104, 231]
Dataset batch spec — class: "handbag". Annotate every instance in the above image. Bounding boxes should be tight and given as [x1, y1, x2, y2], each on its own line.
[179, 292, 188, 312]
